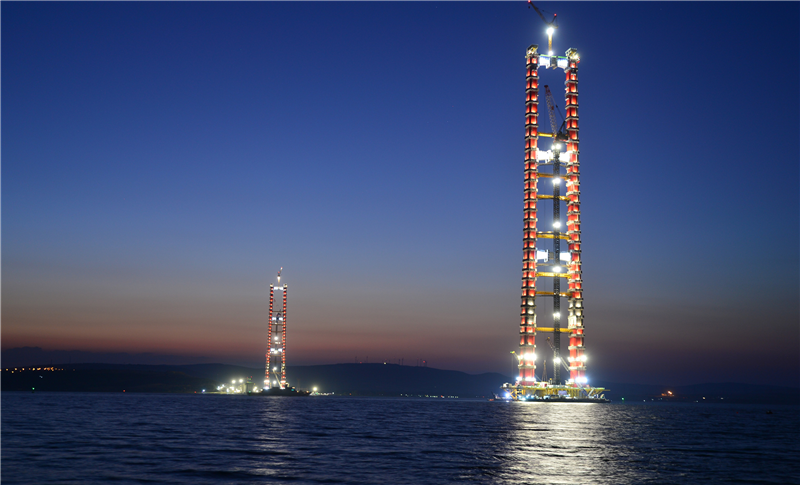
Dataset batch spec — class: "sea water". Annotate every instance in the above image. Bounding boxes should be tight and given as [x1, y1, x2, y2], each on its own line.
[2, 392, 798, 484]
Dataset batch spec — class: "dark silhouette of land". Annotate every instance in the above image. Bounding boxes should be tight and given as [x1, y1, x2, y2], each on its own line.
[1, 363, 507, 397]
[2, 365, 220, 394]
[2, 362, 798, 404]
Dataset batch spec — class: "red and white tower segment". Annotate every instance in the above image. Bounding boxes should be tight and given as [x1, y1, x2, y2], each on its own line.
[266, 270, 288, 389]
[282, 286, 287, 383]
[520, 45, 585, 388]
[519, 44, 540, 384]
[266, 285, 274, 386]
[563, 48, 585, 384]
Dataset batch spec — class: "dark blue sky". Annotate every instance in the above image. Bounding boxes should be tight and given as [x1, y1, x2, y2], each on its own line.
[3, 2, 798, 386]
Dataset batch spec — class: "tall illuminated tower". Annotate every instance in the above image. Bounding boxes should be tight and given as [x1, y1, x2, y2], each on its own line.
[266, 268, 288, 389]
[519, 44, 586, 389]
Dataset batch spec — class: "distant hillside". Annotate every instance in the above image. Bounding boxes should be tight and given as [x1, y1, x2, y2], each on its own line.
[285, 363, 507, 397]
[3, 362, 797, 404]
[1, 366, 219, 393]
[147, 362, 509, 397]
[594, 381, 800, 405]
[1, 363, 508, 397]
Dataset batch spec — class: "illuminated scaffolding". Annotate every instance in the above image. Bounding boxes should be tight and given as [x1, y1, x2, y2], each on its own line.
[507, 41, 603, 400]
[266, 269, 288, 389]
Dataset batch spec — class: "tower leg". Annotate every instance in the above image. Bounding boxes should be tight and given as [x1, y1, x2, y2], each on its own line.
[282, 286, 287, 387]
[520, 45, 541, 386]
[267, 285, 274, 388]
[564, 49, 585, 385]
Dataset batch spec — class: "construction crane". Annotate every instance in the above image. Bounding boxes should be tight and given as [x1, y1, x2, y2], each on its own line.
[544, 83, 568, 385]
[541, 357, 548, 383]
[527, 1, 558, 54]
[543, 85, 567, 142]
[546, 337, 571, 376]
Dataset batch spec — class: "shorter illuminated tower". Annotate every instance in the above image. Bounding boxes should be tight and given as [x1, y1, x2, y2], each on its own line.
[266, 268, 288, 389]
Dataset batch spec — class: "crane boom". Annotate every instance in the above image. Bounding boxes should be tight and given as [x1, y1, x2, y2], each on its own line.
[546, 337, 571, 375]
[527, 1, 558, 53]
[543, 85, 559, 136]
[544, 85, 567, 141]
[527, 0, 557, 27]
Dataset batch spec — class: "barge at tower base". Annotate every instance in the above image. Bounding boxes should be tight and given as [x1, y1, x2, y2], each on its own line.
[253, 386, 310, 397]
[498, 382, 608, 402]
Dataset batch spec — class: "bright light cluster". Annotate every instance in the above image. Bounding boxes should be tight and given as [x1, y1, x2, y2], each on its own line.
[217, 378, 249, 394]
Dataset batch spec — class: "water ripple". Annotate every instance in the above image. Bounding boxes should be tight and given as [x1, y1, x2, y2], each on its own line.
[2, 393, 798, 484]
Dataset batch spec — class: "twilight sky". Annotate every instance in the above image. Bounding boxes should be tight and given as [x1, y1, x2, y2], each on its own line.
[2, 2, 798, 386]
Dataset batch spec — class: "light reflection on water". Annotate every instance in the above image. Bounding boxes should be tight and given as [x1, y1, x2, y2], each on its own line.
[498, 403, 633, 483]
[2, 393, 798, 484]
[495, 401, 799, 484]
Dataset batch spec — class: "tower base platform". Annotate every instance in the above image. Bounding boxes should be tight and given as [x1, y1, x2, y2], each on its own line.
[250, 387, 310, 397]
[497, 382, 609, 402]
